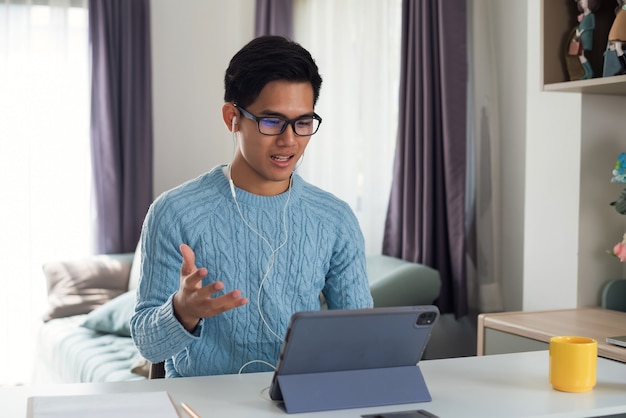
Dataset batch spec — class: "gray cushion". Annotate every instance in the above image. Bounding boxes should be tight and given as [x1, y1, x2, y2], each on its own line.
[366, 255, 440, 307]
[42, 256, 131, 321]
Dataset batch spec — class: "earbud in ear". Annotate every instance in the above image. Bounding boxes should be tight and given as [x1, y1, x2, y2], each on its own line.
[229, 179, 236, 199]
[232, 116, 237, 131]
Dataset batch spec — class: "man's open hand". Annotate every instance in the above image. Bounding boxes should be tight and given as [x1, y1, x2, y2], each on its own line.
[173, 244, 249, 332]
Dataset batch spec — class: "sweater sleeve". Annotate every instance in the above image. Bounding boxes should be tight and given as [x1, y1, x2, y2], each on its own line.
[130, 193, 203, 363]
[322, 201, 374, 310]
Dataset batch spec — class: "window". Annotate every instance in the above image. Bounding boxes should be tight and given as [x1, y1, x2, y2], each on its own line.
[0, 0, 91, 385]
[294, 0, 402, 254]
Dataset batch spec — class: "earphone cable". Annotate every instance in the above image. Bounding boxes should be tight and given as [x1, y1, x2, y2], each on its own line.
[228, 163, 292, 342]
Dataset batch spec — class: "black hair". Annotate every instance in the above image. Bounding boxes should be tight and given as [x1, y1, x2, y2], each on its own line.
[224, 36, 323, 108]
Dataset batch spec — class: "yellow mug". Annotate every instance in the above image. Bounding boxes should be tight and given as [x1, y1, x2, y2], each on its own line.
[549, 336, 597, 392]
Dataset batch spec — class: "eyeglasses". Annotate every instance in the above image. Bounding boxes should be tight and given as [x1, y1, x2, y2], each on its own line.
[234, 105, 322, 136]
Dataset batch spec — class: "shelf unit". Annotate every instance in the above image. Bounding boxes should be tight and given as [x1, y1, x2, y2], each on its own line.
[542, 0, 625, 94]
[543, 74, 626, 94]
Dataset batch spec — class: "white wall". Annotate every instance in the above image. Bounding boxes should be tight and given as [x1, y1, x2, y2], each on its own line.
[150, 0, 626, 312]
[150, 0, 255, 197]
[523, 0, 582, 310]
[578, 94, 626, 307]
[522, 0, 626, 310]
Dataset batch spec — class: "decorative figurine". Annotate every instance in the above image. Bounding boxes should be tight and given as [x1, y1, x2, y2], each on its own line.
[574, 0, 600, 79]
[607, 0, 626, 75]
[565, 25, 585, 80]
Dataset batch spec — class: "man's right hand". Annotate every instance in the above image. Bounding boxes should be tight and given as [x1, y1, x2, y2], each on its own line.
[173, 244, 249, 332]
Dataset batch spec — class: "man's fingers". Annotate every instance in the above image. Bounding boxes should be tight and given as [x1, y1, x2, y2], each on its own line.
[184, 267, 209, 290]
[180, 244, 197, 275]
[205, 291, 248, 314]
[180, 244, 208, 289]
[193, 281, 226, 299]
[177, 243, 248, 318]
[175, 285, 248, 326]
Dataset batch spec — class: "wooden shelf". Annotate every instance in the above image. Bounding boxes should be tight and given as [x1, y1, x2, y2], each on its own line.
[542, 0, 624, 94]
[544, 74, 626, 94]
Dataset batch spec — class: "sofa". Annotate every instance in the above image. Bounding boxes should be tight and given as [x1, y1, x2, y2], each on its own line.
[33, 247, 440, 384]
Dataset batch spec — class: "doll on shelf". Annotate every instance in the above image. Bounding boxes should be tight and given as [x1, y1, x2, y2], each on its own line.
[608, 0, 626, 74]
[575, 0, 600, 79]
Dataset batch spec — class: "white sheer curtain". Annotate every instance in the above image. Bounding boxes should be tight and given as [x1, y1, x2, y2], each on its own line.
[293, 0, 401, 255]
[0, 0, 91, 385]
[466, 0, 504, 313]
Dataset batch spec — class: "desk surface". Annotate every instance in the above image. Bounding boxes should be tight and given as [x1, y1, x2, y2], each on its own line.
[477, 307, 626, 362]
[4, 351, 626, 418]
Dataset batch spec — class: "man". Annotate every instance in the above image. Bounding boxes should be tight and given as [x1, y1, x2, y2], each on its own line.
[131, 36, 373, 378]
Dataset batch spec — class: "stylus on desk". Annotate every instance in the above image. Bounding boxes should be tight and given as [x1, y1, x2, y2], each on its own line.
[181, 401, 201, 418]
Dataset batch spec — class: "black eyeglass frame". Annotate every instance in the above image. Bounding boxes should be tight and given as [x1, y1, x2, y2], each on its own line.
[234, 104, 322, 137]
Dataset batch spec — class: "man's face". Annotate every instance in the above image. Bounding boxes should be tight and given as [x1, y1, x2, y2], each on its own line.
[232, 80, 315, 196]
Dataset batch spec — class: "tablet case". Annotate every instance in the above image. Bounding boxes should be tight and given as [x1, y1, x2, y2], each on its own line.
[269, 305, 439, 414]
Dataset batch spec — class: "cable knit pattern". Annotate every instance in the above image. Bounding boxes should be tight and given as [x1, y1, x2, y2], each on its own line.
[130, 165, 373, 377]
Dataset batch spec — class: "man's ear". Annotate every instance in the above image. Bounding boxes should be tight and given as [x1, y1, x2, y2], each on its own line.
[222, 103, 238, 132]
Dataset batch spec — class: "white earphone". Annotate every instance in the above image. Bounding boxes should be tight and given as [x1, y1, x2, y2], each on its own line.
[229, 116, 238, 191]
[228, 165, 236, 199]
[226, 113, 237, 198]
[225, 112, 292, 372]
[226, 163, 292, 342]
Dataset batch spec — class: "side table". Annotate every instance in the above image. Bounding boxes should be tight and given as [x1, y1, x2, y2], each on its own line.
[477, 307, 626, 362]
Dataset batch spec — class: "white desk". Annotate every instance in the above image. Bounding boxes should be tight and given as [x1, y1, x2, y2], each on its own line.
[4, 351, 626, 418]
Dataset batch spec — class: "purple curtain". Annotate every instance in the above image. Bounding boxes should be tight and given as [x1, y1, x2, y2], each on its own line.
[89, 0, 153, 254]
[383, 0, 468, 317]
[255, 0, 294, 38]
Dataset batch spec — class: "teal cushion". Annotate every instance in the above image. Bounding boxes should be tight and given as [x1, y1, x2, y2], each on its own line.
[81, 290, 136, 337]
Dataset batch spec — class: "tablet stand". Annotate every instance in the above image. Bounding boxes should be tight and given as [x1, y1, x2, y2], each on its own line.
[276, 365, 431, 414]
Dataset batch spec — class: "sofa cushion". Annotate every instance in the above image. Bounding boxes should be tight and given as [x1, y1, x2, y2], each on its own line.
[42, 256, 131, 321]
[366, 255, 441, 307]
[81, 290, 136, 337]
[34, 315, 146, 383]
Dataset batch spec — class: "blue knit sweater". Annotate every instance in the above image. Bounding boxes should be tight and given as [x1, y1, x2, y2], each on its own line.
[130, 165, 373, 377]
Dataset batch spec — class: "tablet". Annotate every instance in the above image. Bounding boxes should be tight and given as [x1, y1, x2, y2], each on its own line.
[269, 305, 439, 412]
